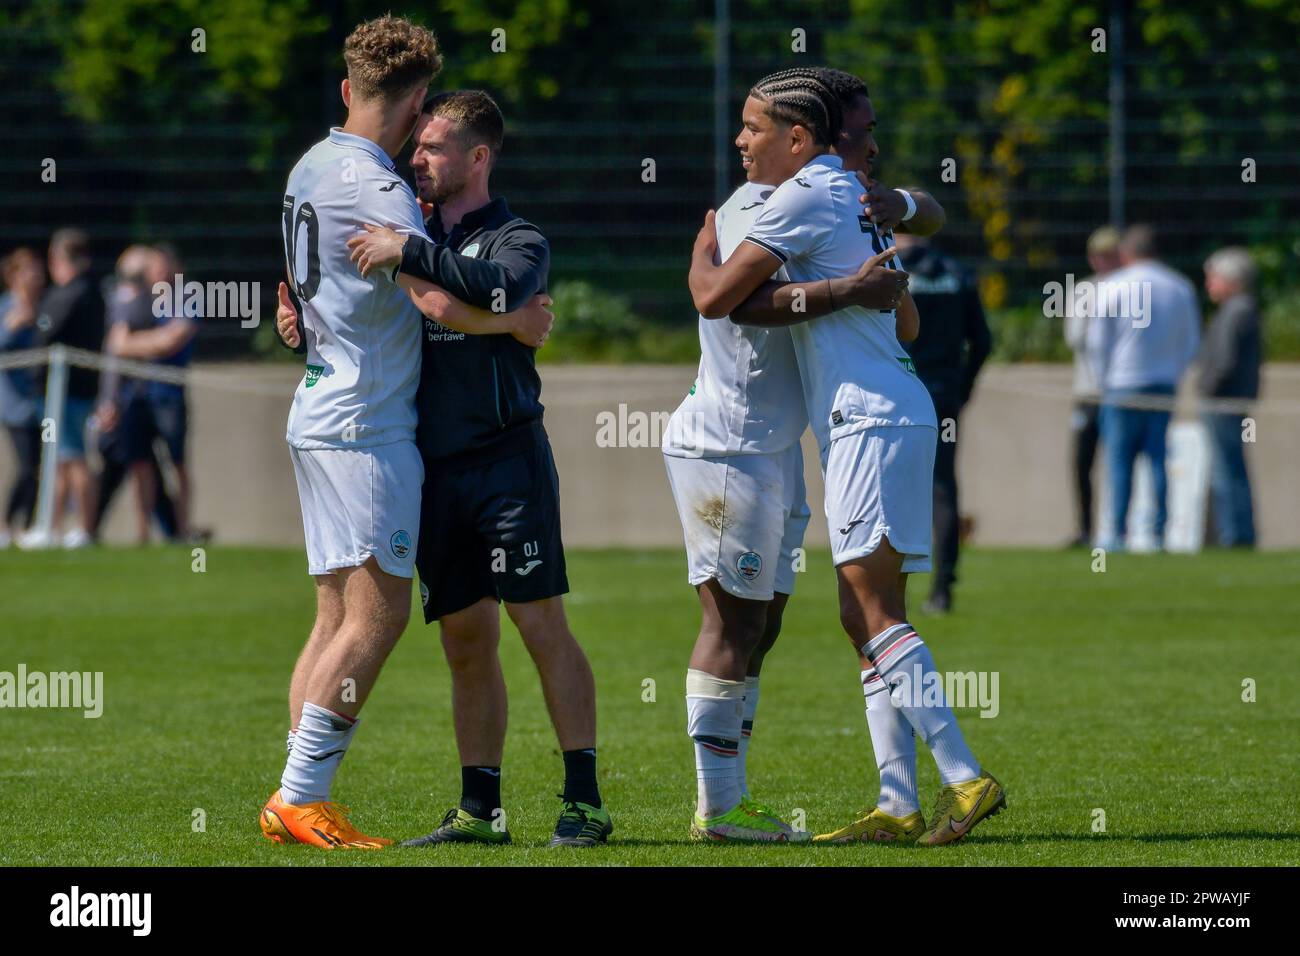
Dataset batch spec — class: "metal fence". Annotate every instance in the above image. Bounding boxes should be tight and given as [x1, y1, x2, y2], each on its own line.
[4, 1, 1298, 355]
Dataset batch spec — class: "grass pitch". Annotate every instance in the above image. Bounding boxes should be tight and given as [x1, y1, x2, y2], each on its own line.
[1, 545, 1297, 866]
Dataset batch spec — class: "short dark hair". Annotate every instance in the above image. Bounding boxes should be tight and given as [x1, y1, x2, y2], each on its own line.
[422, 89, 505, 162]
[49, 227, 90, 265]
[748, 68, 842, 147]
[813, 67, 869, 107]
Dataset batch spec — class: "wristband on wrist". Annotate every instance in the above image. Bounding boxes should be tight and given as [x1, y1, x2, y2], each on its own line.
[895, 188, 917, 222]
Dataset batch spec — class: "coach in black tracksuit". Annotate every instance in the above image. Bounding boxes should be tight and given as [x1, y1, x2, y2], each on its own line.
[398, 198, 568, 623]
[897, 236, 992, 615]
[280, 91, 609, 843]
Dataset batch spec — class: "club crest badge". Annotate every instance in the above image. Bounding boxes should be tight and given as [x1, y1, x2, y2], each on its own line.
[390, 530, 412, 559]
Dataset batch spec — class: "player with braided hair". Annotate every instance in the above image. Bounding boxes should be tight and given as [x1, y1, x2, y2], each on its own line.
[666, 66, 941, 844]
[746, 67, 844, 150]
[686, 69, 1005, 847]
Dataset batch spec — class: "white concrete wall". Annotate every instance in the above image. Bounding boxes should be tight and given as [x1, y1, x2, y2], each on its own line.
[4, 362, 1297, 550]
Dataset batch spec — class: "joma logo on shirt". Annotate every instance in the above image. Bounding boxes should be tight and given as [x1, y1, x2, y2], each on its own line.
[897, 356, 916, 374]
[304, 365, 324, 388]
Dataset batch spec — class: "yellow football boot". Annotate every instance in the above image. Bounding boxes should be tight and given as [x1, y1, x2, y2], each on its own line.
[917, 772, 1006, 846]
[260, 790, 391, 849]
[813, 807, 925, 844]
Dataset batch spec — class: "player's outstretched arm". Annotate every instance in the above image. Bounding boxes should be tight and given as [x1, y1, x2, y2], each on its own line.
[895, 190, 945, 236]
[400, 275, 552, 348]
[731, 247, 907, 327]
[349, 225, 548, 314]
[855, 173, 946, 236]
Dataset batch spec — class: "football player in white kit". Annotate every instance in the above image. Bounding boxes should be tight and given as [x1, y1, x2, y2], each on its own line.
[664, 67, 941, 843]
[688, 69, 1006, 847]
[259, 16, 443, 850]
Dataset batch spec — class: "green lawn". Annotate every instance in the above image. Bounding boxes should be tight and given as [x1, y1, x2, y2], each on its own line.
[1, 546, 1297, 866]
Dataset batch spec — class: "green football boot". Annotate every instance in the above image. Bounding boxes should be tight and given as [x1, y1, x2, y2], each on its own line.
[549, 800, 614, 847]
[691, 800, 803, 843]
[400, 807, 510, 846]
[739, 795, 811, 843]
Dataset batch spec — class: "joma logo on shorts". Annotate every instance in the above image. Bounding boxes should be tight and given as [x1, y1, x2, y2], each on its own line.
[897, 356, 916, 374]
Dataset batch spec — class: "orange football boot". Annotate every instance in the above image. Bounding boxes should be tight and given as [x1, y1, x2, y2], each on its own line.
[260, 790, 391, 849]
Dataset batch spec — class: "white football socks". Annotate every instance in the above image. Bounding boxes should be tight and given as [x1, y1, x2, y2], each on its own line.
[286, 728, 296, 756]
[280, 701, 359, 805]
[686, 668, 745, 820]
[861, 665, 920, 816]
[737, 676, 760, 798]
[865, 623, 982, 787]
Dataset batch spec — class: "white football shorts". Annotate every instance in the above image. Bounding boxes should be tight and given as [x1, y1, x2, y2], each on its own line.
[664, 442, 811, 601]
[290, 440, 424, 579]
[822, 424, 935, 573]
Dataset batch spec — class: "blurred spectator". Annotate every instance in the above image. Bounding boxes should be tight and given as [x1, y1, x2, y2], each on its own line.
[1064, 225, 1121, 547]
[1199, 247, 1261, 548]
[1088, 225, 1201, 550]
[0, 248, 46, 548]
[105, 242, 198, 540]
[95, 245, 179, 544]
[25, 228, 104, 549]
[896, 233, 992, 614]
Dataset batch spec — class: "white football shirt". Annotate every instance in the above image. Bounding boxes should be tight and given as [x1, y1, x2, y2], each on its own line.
[282, 128, 428, 450]
[662, 182, 807, 458]
[743, 153, 936, 451]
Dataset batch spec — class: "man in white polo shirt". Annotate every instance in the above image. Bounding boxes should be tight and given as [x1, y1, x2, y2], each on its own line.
[1087, 224, 1201, 550]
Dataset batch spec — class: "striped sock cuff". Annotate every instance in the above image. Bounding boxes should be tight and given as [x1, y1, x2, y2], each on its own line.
[861, 665, 888, 700]
[863, 623, 924, 674]
[693, 734, 739, 757]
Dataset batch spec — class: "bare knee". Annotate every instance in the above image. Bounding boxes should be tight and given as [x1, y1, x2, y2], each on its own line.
[760, 593, 789, 647]
[440, 628, 494, 673]
[372, 563, 413, 636]
[838, 593, 871, 649]
[708, 593, 767, 656]
[312, 577, 346, 635]
[837, 550, 908, 650]
[440, 599, 500, 672]
[506, 598, 575, 657]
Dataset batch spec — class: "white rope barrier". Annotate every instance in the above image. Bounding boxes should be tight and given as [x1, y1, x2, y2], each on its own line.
[7, 344, 295, 546]
[976, 377, 1291, 416]
[0, 345, 293, 399]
